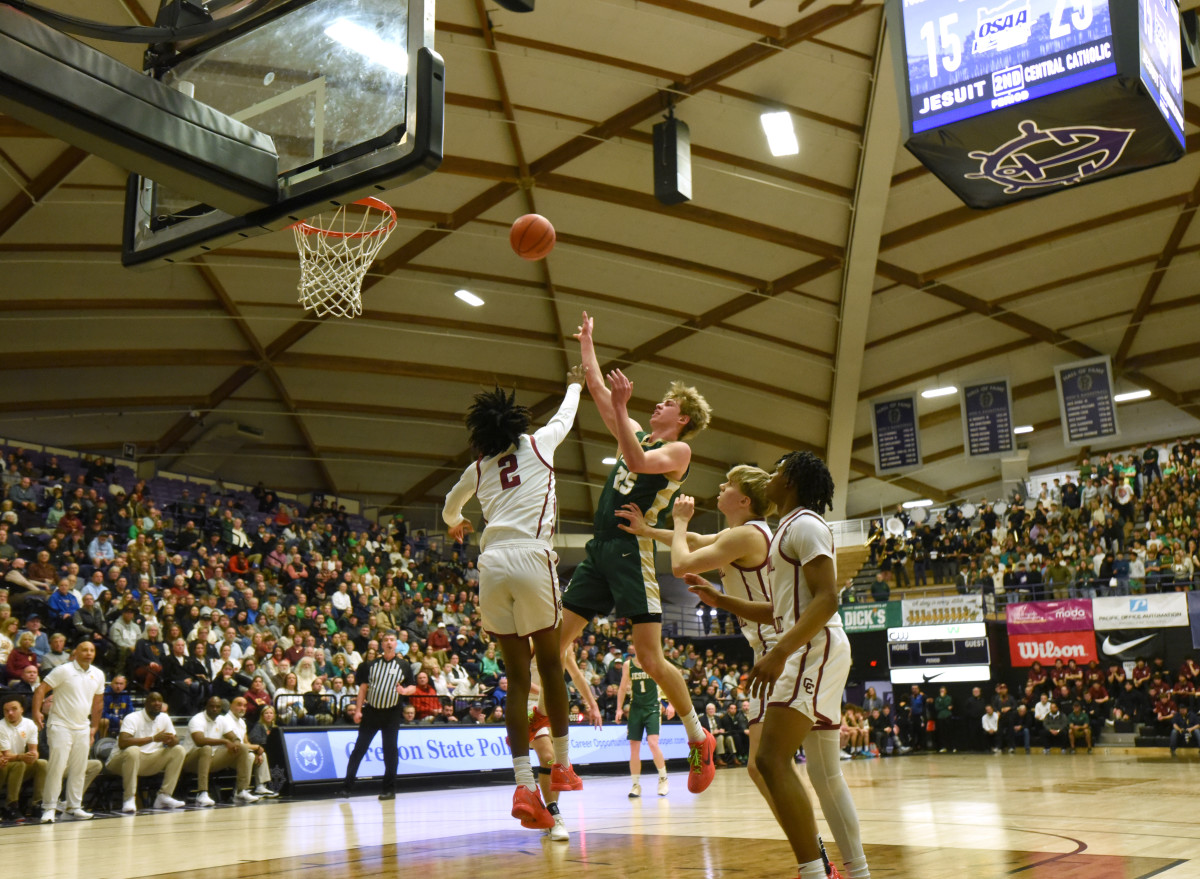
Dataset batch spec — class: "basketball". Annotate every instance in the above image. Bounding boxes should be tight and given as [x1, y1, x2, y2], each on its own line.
[509, 213, 556, 260]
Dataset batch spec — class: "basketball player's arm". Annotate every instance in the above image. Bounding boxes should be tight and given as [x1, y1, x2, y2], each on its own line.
[669, 497, 759, 577]
[531, 372, 584, 451]
[685, 575, 774, 625]
[748, 554, 839, 701]
[613, 503, 714, 550]
[441, 465, 477, 542]
[615, 660, 630, 722]
[607, 370, 691, 475]
[575, 311, 639, 436]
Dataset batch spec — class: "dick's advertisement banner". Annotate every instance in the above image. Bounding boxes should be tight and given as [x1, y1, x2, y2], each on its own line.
[1092, 594, 1189, 630]
[842, 601, 901, 633]
[1008, 631, 1098, 667]
[1005, 599, 1093, 634]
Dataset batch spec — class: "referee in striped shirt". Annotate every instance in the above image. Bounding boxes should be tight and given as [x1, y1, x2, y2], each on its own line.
[341, 631, 416, 800]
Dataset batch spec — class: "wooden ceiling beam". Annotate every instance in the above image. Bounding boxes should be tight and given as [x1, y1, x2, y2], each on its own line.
[1113, 172, 1200, 366]
[0, 116, 49, 138]
[190, 261, 337, 493]
[858, 338, 1039, 400]
[0, 147, 88, 240]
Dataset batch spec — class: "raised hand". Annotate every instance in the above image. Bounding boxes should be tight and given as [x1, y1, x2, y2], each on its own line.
[573, 311, 594, 344]
[567, 364, 587, 387]
[673, 494, 695, 524]
[614, 502, 649, 536]
[608, 369, 632, 408]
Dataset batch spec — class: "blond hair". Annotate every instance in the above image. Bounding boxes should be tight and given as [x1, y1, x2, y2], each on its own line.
[665, 381, 712, 440]
[726, 465, 774, 518]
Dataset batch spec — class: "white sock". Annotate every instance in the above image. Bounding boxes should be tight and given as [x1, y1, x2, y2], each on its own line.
[513, 756, 536, 791]
[658, 767, 668, 780]
[681, 709, 704, 742]
[552, 735, 570, 767]
[845, 854, 871, 878]
[798, 858, 825, 879]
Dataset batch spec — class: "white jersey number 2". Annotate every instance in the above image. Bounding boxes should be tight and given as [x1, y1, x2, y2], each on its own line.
[499, 454, 522, 490]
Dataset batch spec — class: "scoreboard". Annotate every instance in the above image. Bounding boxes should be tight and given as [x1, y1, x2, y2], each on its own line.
[887, 622, 993, 683]
[899, 0, 1116, 134]
[886, 0, 1184, 207]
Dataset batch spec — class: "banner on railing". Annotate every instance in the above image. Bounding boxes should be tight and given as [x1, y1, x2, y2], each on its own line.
[842, 601, 901, 633]
[1005, 599, 1093, 634]
[1091, 594, 1188, 630]
[281, 723, 692, 783]
[1008, 631, 1098, 666]
[900, 594, 984, 626]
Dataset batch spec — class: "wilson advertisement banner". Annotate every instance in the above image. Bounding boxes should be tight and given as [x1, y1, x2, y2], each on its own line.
[1008, 631, 1098, 667]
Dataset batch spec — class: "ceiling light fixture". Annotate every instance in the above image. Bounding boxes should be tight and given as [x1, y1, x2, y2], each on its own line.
[454, 289, 484, 307]
[1113, 389, 1151, 402]
[760, 111, 799, 157]
[902, 499, 933, 508]
[602, 457, 618, 466]
[1013, 425, 1034, 434]
[920, 386, 958, 398]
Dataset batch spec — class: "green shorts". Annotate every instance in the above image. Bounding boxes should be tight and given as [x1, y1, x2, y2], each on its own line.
[561, 536, 661, 623]
[626, 704, 661, 741]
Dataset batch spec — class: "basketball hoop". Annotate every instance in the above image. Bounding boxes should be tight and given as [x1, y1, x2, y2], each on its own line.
[292, 197, 398, 319]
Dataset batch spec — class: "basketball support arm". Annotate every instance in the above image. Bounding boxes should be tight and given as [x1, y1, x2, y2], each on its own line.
[0, 3, 279, 215]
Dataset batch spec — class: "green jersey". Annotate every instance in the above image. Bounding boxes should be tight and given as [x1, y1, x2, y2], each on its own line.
[593, 431, 687, 539]
[627, 657, 659, 710]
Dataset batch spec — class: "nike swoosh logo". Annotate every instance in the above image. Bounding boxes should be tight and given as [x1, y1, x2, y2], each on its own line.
[922, 672, 943, 683]
[622, 553, 633, 558]
[1102, 634, 1156, 655]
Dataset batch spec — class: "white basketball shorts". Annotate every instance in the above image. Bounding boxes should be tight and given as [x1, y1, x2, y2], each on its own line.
[478, 540, 561, 638]
[767, 626, 850, 731]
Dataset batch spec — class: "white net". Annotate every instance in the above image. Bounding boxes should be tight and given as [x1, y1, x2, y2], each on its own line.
[293, 199, 396, 319]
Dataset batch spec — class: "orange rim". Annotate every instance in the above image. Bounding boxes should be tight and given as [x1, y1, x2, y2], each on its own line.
[292, 197, 398, 239]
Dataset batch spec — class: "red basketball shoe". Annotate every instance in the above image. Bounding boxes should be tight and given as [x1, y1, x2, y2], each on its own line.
[550, 763, 583, 791]
[511, 785, 554, 830]
[527, 706, 550, 744]
[687, 729, 716, 793]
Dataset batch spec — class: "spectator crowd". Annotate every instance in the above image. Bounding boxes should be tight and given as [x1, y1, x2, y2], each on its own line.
[862, 436, 1200, 604]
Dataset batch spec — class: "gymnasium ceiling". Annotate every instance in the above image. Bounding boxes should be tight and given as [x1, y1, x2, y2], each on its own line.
[3, 0, 1200, 528]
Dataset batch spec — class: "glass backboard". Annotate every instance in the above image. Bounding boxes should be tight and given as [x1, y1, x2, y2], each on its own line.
[123, 0, 442, 267]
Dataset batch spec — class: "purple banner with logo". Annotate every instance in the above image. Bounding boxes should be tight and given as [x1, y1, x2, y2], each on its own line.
[1006, 599, 1094, 634]
[1189, 592, 1200, 649]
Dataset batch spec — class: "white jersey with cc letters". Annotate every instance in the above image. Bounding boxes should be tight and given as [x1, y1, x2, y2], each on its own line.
[768, 508, 843, 633]
[443, 385, 581, 550]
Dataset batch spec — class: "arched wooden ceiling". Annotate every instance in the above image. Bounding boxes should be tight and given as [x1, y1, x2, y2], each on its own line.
[2, 0, 1200, 526]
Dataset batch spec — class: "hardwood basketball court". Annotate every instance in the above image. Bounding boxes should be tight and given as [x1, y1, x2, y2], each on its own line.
[9, 750, 1198, 879]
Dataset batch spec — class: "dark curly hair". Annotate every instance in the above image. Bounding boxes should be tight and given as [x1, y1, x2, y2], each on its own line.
[775, 451, 835, 515]
[466, 388, 531, 458]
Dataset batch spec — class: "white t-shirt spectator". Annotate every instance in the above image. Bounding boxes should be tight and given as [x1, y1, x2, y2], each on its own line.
[185, 711, 227, 751]
[120, 710, 177, 754]
[332, 590, 352, 614]
[1034, 700, 1052, 722]
[981, 712, 999, 733]
[223, 712, 247, 742]
[43, 661, 106, 730]
[0, 716, 38, 754]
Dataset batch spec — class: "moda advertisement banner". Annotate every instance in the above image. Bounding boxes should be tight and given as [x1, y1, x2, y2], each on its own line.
[1005, 599, 1093, 634]
[900, 594, 984, 625]
[1091, 593, 1189, 630]
[282, 724, 692, 783]
[842, 601, 902, 633]
[1008, 631, 1098, 666]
